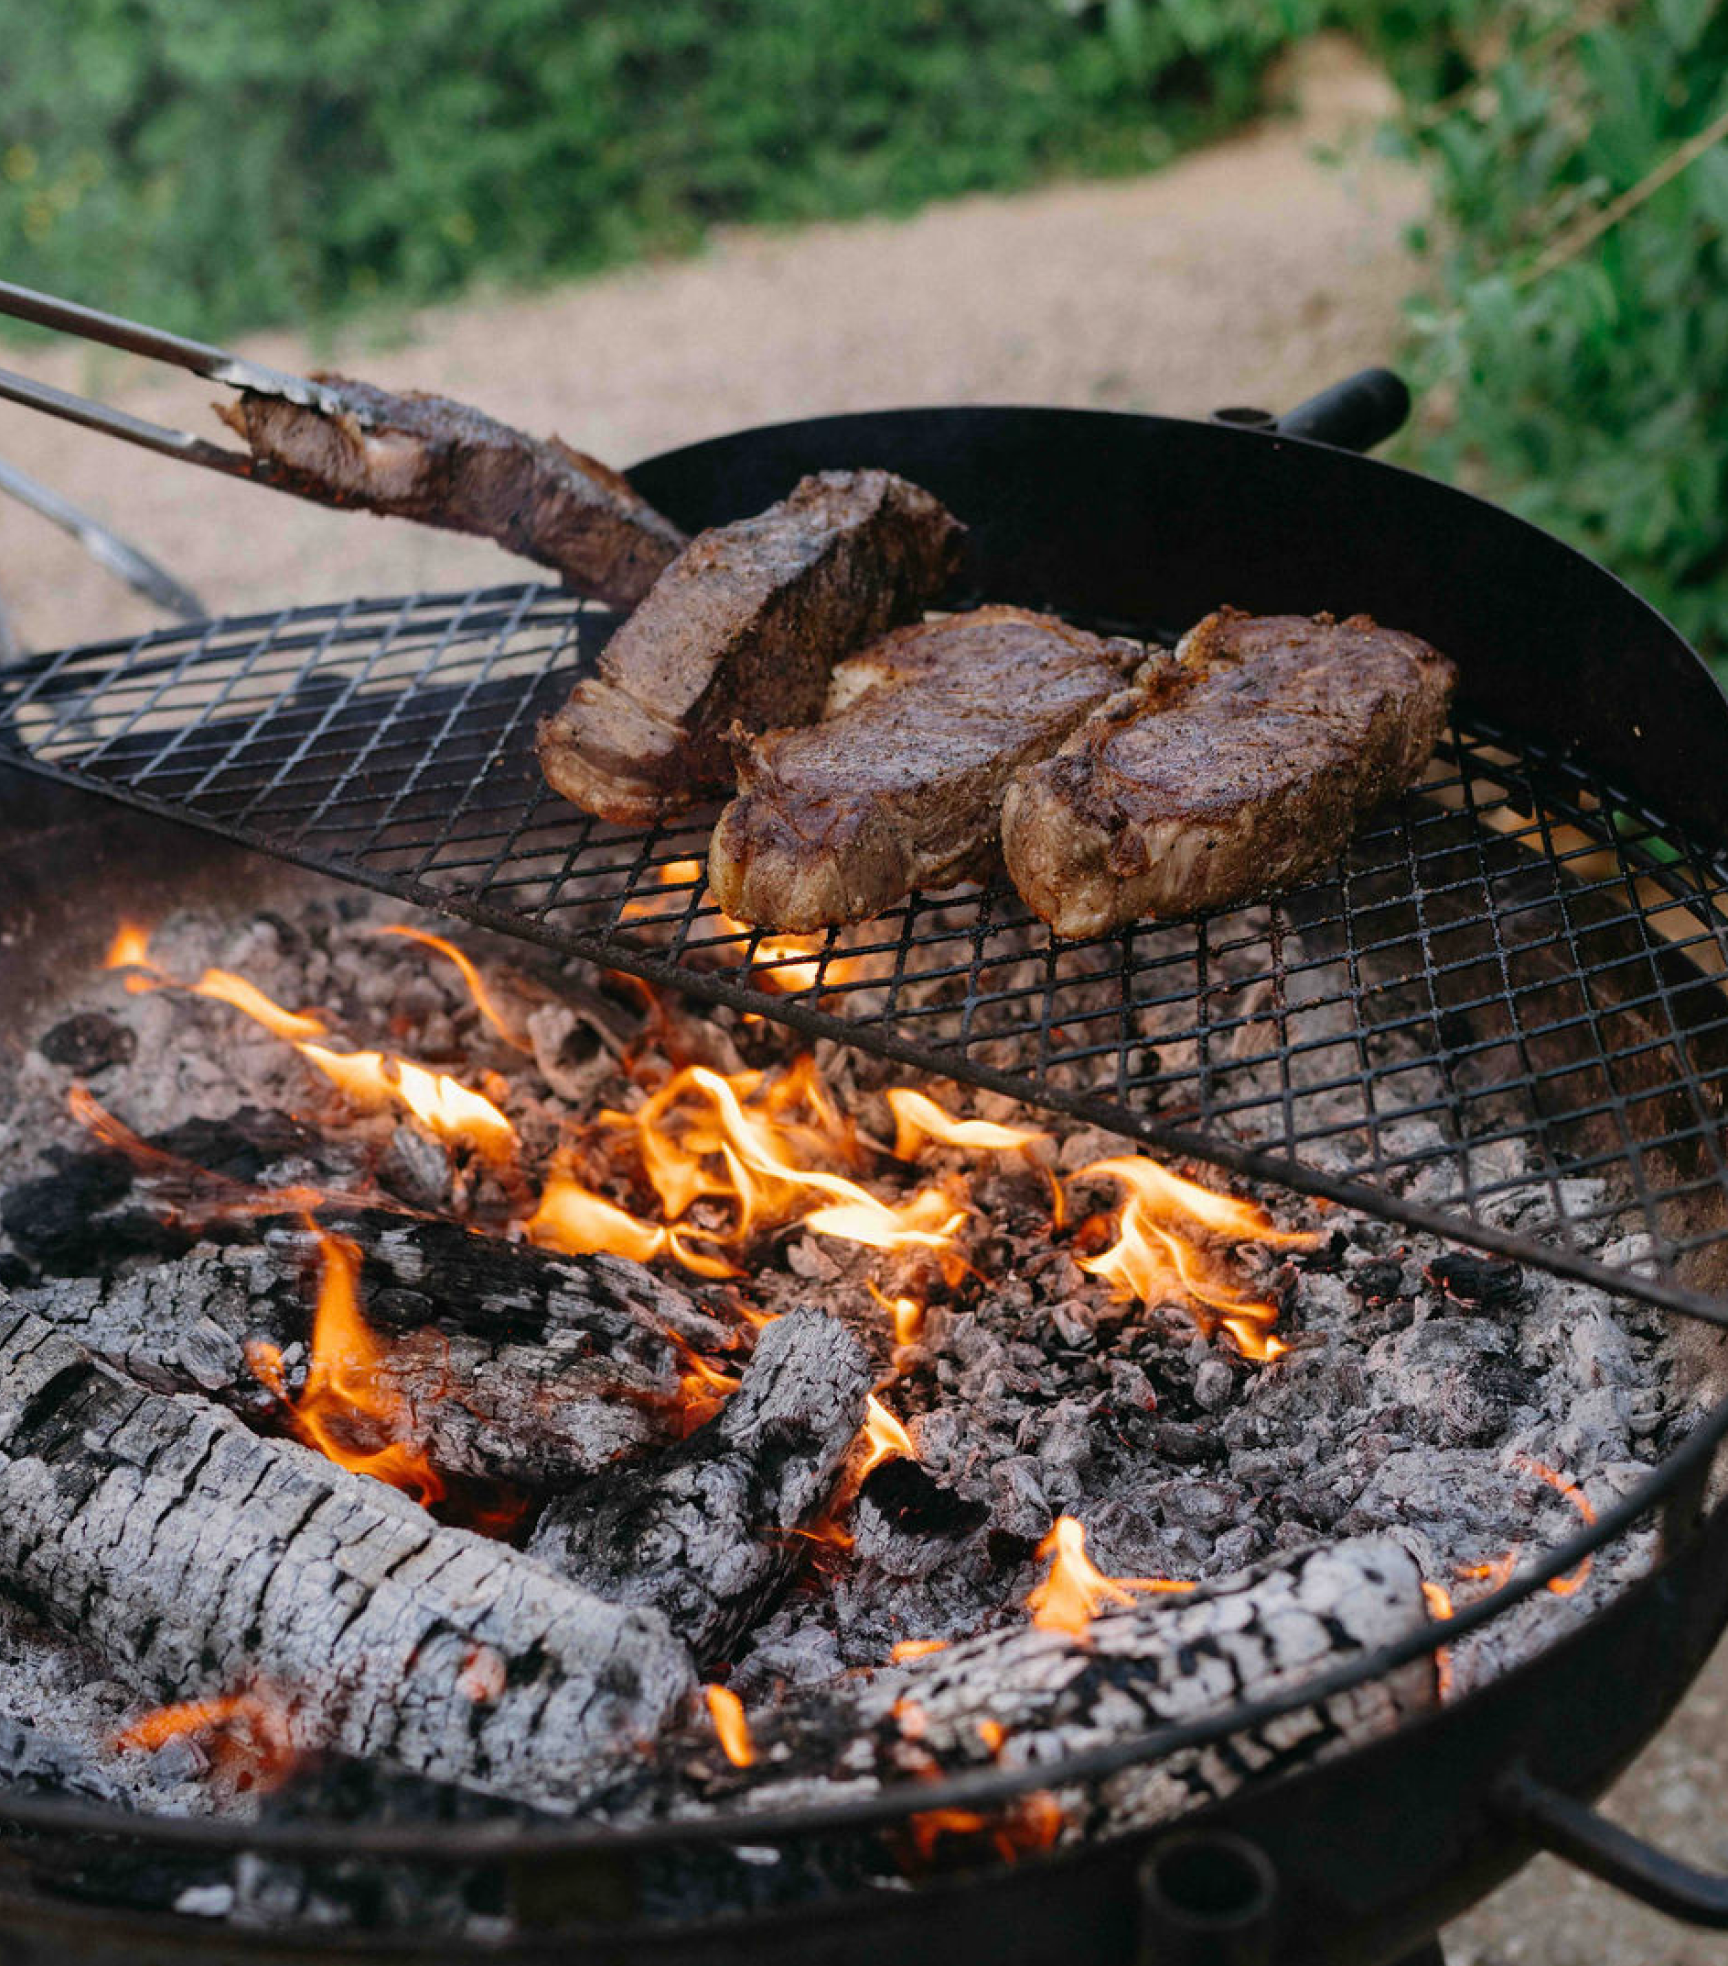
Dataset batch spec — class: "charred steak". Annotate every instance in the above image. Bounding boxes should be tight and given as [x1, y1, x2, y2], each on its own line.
[709, 606, 1137, 930]
[536, 470, 963, 825]
[1001, 608, 1457, 937]
[217, 379, 686, 611]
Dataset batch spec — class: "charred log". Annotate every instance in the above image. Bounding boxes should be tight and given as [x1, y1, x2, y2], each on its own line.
[531, 1307, 871, 1665]
[0, 1304, 694, 1804]
[604, 1537, 1434, 1841]
[12, 1208, 731, 1492]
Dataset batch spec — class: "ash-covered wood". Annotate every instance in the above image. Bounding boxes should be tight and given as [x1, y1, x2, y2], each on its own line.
[531, 1307, 871, 1664]
[609, 1536, 1434, 1839]
[0, 1304, 694, 1804]
[1, 1108, 360, 1276]
[12, 1207, 731, 1491]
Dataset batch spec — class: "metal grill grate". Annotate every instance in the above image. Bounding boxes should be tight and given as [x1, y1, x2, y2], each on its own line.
[5, 583, 1728, 1323]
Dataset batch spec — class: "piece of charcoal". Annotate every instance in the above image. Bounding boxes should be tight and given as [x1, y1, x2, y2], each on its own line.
[1424, 1252, 1524, 1314]
[37, 1013, 136, 1074]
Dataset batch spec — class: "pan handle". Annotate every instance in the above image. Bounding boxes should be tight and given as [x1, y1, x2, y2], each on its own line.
[1498, 1765, 1728, 1928]
[1273, 366, 1411, 452]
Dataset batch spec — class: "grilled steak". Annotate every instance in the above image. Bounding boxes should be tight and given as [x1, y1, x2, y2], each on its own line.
[217, 379, 686, 610]
[709, 606, 1137, 930]
[536, 470, 963, 825]
[1001, 607, 1457, 937]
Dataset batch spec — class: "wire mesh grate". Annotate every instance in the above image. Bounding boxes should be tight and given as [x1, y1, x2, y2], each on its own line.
[5, 582, 1728, 1323]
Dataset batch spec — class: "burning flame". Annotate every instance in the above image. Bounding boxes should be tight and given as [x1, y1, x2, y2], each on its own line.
[373, 924, 530, 1051]
[297, 1043, 517, 1164]
[1420, 1580, 1457, 1701]
[524, 1175, 672, 1266]
[869, 1280, 927, 1345]
[623, 859, 862, 995]
[856, 1393, 916, 1480]
[114, 1685, 299, 1792]
[703, 1684, 756, 1768]
[247, 1221, 446, 1508]
[105, 922, 517, 1165]
[1027, 1516, 1194, 1639]
[887, 1088, 1043, 1160]
[589, 1062, 965, 1273]
[1077, 1157, 1316, 1362]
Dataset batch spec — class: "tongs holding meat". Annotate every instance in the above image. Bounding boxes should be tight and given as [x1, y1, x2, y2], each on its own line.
[0, 280, 686, 610]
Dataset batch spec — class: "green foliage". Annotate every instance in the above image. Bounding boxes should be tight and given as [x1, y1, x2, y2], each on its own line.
[0, 0, 1313, 341]
[1354, 1, 1728, 664]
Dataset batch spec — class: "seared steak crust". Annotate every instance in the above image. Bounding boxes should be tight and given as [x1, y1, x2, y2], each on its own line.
[709, 606, 1136, 930]
[217, 379, 686, 611]
[1001, 608, 1457, 938]
[537, 470, 963, 825]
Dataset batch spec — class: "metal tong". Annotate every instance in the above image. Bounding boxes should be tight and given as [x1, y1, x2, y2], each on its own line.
[0, 277, 358, 486]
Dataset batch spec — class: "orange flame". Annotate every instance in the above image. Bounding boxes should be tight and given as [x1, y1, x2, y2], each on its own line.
[373, 924, 530, 1051]
[102, 919, 516, 1165]
[623, 860, 860, 995]
[856, 1393, 916, 1480]
[114, 1685, 300, 1792]
[593, 1062, 964, 1272]
[297, 1043, 517, 1164]
[524, 1174, 671, 1266]
[869, 1280, 927, 1346]
[904, 1792, 1065, 1868]
[1421, 1580, 1457, 1701]
[1027, 1515, 1194, 1639]
[887, 1088, 1044, 1160]
[248, 1221, 445, 1507]
[703, 1684, 756, 1768]
[1076, 1157, 1314, 1362]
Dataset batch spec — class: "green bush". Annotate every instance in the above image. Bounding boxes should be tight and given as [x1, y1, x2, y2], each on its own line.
[0, 0, 1312, 340]
[1357, 0, 1728, 665]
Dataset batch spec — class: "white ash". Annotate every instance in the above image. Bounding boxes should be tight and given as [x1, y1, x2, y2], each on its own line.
[0, 870, 1710, 1826]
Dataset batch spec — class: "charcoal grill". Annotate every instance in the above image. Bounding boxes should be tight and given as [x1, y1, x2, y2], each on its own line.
[4, 373, 1728, 1962]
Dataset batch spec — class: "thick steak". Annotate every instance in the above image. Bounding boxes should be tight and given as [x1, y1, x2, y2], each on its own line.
[536, 471, 963, 825]
[218, 380, 685, 611]
[709, 606, 1137, 930]
[1001, 608, 1457, 938]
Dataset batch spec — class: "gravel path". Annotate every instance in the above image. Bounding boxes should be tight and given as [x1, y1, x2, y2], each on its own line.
[0, 34, 1724, 1962]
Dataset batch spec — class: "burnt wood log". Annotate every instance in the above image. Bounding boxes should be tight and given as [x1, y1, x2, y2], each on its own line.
[12, 1208, 732, 1492]
[605, 1536, 1434, 1840]
[531, 1307, 871, 1665]
[0, 1304, 695, 1805]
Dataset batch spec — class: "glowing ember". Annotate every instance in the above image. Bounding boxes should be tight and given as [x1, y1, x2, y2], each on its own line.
[976, 1717, 1006, 1754]
[856, 1393, 916, 1480]
[457, 1645, 507, 1705]
[1519, 1455, 1596, 1596]
[703, 1684, 755, 1767]
[1077, 1156, 1315, 1362]
[1027, 1515, 1194, 1639]
[114, 1685, 299, 1792]
[887, 1088, 1044, 1159]
[889, 1638, 948, 1662]
[1420, 1580, 1457, 1701]
[373, 924, 529, 1050]
[247, 1221, 445, 1507]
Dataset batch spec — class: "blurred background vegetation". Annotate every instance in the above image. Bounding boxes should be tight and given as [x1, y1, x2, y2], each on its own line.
[2, 1, 1725, 659]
